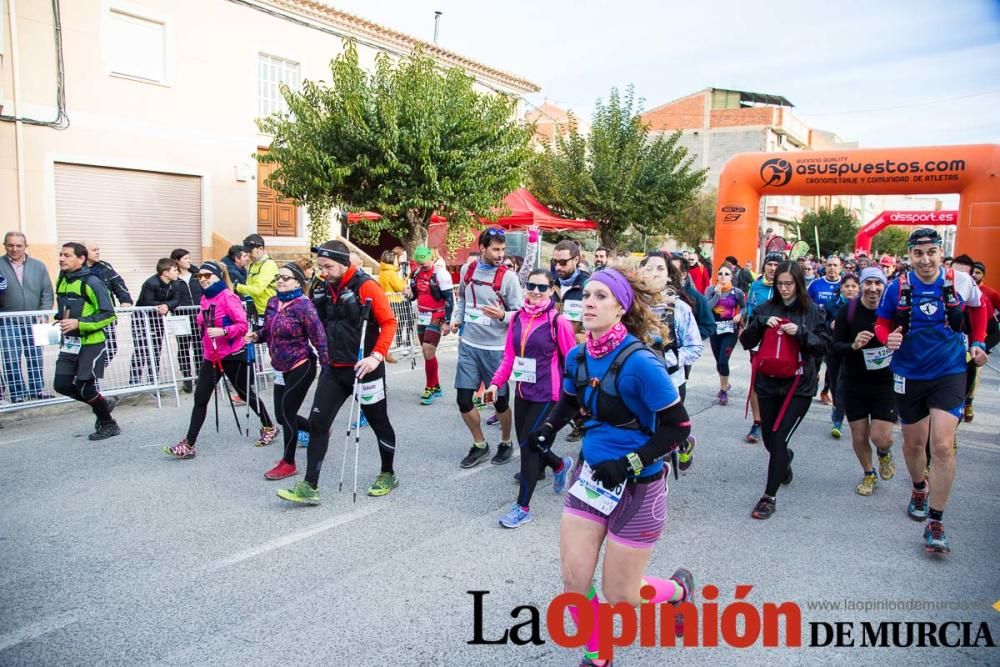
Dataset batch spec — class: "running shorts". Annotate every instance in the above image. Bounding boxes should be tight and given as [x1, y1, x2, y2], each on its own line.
[454, 343, 508, 393]
[55, 343, 107, 383]
[417, 317, 445, 347]
[843, 376, 897, 423]
[894, 371, 965, 424]
[563, 459, 668, 549]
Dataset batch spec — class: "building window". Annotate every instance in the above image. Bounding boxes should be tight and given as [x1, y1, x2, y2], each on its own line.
[258, 54, 300, 118]
[107, 10, 167, 83]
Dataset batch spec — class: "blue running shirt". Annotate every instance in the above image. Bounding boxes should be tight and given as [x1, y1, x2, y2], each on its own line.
[807, 277, 841, 307]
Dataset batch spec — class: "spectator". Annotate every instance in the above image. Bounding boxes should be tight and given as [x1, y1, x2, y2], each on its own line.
[170, 248, 203, 393]
[129, 258, 180, 386]
[236, 234, 278, 328]
[593, 246, 609, 270]
[392, 245, 409, 278]
[290, 254, 320, 297]
[84, 241, 132, 365]
[0, 231, 54, 401]
[220, 245, 249, 286]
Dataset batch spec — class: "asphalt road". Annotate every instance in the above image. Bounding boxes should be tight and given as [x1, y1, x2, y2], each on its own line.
[1, 345, 998, 666]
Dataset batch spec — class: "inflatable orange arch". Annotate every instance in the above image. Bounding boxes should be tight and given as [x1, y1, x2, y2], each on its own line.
[712, 144, 1000, 289]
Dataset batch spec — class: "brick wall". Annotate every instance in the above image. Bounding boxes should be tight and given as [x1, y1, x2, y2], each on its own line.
[641, 93, 706, 130]
[709, 107, 776, 128]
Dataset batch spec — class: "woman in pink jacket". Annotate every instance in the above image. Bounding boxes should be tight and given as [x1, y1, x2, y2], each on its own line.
[164, 262, 276, 459]
[486, 269, 578, 529]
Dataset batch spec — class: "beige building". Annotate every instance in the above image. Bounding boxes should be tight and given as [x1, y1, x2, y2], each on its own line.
[0, 0, 539, 291]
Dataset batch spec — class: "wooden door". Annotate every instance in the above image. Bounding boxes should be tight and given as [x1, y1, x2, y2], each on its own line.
[256, 148, 297, 237]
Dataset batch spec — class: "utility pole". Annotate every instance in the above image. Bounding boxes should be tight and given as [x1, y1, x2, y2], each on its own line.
[433, 11, 442, 44]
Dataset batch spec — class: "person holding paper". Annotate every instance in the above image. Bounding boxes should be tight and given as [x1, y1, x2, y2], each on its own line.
[486, 268, 576, 529]
[524, 267, 694, 667]
[129, 259, 180, 386]
[53, 243, 120, 440]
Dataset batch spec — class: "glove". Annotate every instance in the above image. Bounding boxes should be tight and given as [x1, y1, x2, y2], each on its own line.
[590, 457, 630, 490]
[526, 424, 556, 453]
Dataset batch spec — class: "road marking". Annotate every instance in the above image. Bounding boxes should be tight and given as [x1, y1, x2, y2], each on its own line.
[0, 610, 79, 652]
[0, 436, 37, 446]
[208, 504, 382, 571]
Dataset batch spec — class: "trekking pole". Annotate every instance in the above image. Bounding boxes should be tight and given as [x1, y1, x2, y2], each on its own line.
[206, 305, 220, 433]
[339, 302, 373, 493]
[244, 342, 254, 437]
[211, 338, 243, 435]
[352, 299, 373, 504]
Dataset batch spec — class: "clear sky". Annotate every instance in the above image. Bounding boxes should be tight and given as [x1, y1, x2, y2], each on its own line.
[327, 0, 1000, 148]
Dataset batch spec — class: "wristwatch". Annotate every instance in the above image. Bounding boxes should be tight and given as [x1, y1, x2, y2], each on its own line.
[371, 351, 384, 362]
[625, 452, 643, 476]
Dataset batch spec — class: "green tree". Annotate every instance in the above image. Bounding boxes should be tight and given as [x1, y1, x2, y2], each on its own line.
[796, 204, 858, 257]
[256, 40, 534, 250]
[870, 226, 909, 257]
[665, 189, 717, 248]
[526, 87, 707, 252]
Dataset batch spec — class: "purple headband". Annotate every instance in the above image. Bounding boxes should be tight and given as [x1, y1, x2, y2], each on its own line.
[588, 268, 634, 312]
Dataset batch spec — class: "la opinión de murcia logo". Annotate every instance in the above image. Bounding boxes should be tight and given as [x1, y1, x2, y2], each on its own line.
[467, 588, 997, 661]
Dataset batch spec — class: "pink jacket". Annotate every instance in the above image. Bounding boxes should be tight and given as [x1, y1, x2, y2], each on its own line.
[196, 288, 249, 364]
[491, 306, 577, 402]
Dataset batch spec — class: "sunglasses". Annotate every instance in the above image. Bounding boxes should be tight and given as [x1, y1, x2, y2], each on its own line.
[553, 258, 576, 266]
[196, 273, 214, 280]
[525, 282, 550, 292]
[275, 274, 298, 283]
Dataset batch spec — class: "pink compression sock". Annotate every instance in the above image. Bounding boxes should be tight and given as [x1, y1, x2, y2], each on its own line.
[568, 585, 601, 658]
[640, 575, 684, 604]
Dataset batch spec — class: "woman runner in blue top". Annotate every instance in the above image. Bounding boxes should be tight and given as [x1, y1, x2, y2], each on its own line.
[526, 267, 694, 666]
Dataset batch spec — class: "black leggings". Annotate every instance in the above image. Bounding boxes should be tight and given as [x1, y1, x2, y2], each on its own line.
[186, 358, 272, 445]
[54, 374, 113, 424]
[709, 331, 738, 377]
[305, 366, 397, 488]
[275, 358, 317, 465]
[514, 396, 563, 507]
[758, 393, 812, 497]
[456, 387, 510, 414]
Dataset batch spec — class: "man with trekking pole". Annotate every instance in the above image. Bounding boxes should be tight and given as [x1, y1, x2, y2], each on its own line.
[277, 240, 399, 506]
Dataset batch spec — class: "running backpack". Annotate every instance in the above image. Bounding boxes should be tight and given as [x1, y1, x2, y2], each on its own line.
[573, 341, 654, 437]
[745, 319, 805, 432]
[462, 262, 510, 310]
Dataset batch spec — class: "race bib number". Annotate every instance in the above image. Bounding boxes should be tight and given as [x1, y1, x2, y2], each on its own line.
[569, 461, 624, 516]
[417, 311, 433, 326]
[893, 373, 906, 394]
[562, 299, 583, 322]
[60, 336, 82, 355]
[464, 307, 488, 326]
[512, 356, 536, 383]
[273, 370, 285, 386]
[359, 379, 386, 405]
[715, 320, 735, 335]
[863, 346, 893, 371]
[164, 315, 192, 337]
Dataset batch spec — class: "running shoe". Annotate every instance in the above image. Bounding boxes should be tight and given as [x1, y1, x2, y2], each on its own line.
[668, 567, 695, 637]
[819, 389, 832, 405]
[831, 422, 843, 439]
[566, 424, 584, 443]
[553, 456, 574, 494]
[255, 425, 279, 447]
[89, 420, 121, 441]
[877, 451, 895, 480]
[856, 473, 877, 496]
[486, 413, 500, 426]
[491, 441, 514, 465]
[431, 385, 443, 399]
[745, 423, 761, 443]
[498, 503, 533, 529]
[472, 396, 489, 411]
[265, 461, 297, 480]
[678, 435, 696, 471]
[231, 393, 245, 406]
[907, 488, 929, 521]
[717, 388, 729, 406]
[751, 495, 776, 520]
[352, 412, 369, 429]
[579, 658, 612, 667]
[164, 438, 195, 459]
[277, 480, 320, 505]
[923, 520, 951, 554]
[420, 387, 436, 406]
[782, 450, 794, 486]
[297, 430, 310, 448]
[367, 472, 399, 497]
[460, 443, 490, 468]
[963, 402, 974, 423]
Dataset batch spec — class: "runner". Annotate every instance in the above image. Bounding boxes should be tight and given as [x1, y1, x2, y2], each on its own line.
[742, 251, 783, 443]
[808, 255, 843, 405]
[450, 229, 523, 468]
[876, 229, 988, 554]
[407, 245, 454, 405]
[524, 267, 693, 667]
[163, 262, 276, 459]
[551, 239, 590, 442]
[705, 264, 747, 406]
[247, 262, 328, 481]
[951, 255, 997, 422]
[824, 274, 860, 439]
[53, 243, 121, 440]
[485, 269, 576, 528]
[740, 261, 830, 520]
[235, 234, 278, 329]
[277, 241, 399, 504]
[641, 252, 703, 471]
[831, 267, 897, 496]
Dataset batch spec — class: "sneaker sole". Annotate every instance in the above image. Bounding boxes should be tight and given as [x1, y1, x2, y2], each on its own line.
[163, 446, 194, 459]
[460, 452, 490, 469]
[499, 516, 532, 529]
[265, 470, 297, 481]
[276, 490, 319, 505]
[907, 511, 929, 522]
[89, 430, 121, 441]
[368, 481, 399, 497]
[491, 454, 513, 465]
[925, 543, 951, 554]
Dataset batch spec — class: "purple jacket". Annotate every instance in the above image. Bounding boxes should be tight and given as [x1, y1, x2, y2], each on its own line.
[257, 295, 329, 371]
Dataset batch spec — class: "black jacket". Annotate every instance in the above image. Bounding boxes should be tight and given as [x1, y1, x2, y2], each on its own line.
[136, 275, 180, 310]
[88, 259, 133, 305]
[739, 299, 830, 399]
[173, 274, 203, 308]
[220, 256, 247, 285]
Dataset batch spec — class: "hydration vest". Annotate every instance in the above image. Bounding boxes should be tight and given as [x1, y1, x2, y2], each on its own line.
[313, 270, 379, 365]
[573, 341, 654, 437]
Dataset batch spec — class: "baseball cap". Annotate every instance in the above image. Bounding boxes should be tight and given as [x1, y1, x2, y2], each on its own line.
[907, 228, 942, 248]
[412, 246, 432, 263]
[242, 233, 265, 249]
